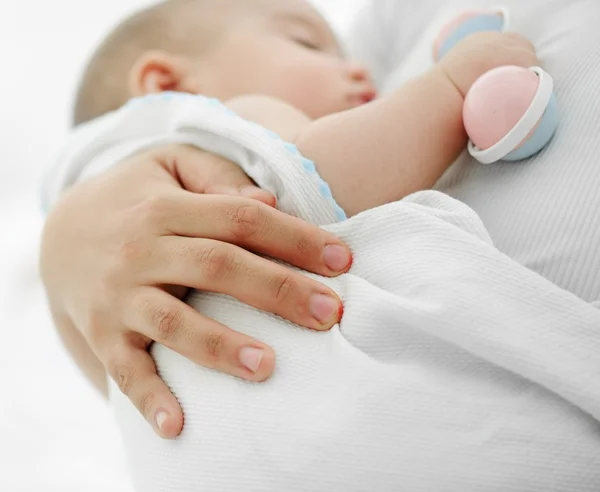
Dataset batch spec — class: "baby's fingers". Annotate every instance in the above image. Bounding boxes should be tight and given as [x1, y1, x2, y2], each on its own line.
[106, 342, 184, 439]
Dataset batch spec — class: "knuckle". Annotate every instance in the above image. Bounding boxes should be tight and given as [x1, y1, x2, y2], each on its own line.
[111, 363, 137, 396]
[139, 391, 156, 419]
[228, 201, 266, 240]
[115, 238, 147, 266]
[98, 249, 135, 293]
[268, 272, 297, 304]
[108, 229, 152, 275]
[295, 236, 311, 259]
[505, 32, 530, 46]
[502, 33, 535, 53]
[152, 305, 184, 341]
[201, 331, 226, 365]
[136, 195, 172, 229]
[197, 244, 233, 281]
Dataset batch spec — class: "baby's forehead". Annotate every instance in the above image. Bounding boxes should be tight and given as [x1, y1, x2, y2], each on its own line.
[250, 0, 331, 30]
[258, 0, 342, 50]
[266, 0, 325, 20]
[179, 0, 342, 55]
[193, 0, 334, 36]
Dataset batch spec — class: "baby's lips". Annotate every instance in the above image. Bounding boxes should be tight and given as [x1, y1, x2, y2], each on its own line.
[360, 89, 378, 104]
[350, 89, 378, 106]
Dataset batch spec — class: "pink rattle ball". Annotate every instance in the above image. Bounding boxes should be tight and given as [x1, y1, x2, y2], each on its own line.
[464, 65, 559, 164]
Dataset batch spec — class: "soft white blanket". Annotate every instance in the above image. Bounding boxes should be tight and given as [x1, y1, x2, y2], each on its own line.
[45, 94, 600, 491]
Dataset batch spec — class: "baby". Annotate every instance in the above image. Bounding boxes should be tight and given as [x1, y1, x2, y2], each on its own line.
[50, 0, 549, 490]
[71, 0, 536, 219]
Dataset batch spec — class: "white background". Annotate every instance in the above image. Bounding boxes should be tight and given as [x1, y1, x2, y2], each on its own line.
[0, 1, 364, 490]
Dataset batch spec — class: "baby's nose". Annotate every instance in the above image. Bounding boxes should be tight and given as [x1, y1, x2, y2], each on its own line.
[346, 62, 372, 83]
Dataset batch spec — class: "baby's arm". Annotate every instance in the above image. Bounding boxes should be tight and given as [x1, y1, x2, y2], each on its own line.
[227, 77, 459, 217]
[298, 68, 464, 216]
[231, 33, 537, 217]
[298, 32, 537, 216]
[226, 74, 462, 218]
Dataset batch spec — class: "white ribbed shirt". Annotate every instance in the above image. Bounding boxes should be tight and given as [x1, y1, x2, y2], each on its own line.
[347, 0, 600, 304]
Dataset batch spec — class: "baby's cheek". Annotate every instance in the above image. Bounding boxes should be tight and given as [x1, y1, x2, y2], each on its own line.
[287, 71, 345, 118]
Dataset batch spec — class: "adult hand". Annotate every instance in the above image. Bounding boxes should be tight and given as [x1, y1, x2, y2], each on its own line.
[39, 145, 351, 438]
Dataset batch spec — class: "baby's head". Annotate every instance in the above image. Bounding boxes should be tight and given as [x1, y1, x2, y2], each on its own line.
[73, 0, 375, 125]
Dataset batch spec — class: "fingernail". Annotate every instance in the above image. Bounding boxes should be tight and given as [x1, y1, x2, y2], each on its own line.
[239, 347, 265, 373]
[310, 294, 340, 324]
[155, 410, 169, 432]
[241, 186, 277, 207]
[323, 244, 351, 272]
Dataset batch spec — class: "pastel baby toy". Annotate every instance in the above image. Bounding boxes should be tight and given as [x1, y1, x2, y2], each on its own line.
[433, 7, 510, 62]
[463, 65, 558, 164]
[434, 7, 559, 164]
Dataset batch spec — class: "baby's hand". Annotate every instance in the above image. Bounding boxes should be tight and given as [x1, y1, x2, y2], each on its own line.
[439, 32, 539, 97]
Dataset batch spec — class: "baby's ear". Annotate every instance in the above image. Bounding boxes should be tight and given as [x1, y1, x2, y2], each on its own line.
[128, 50, 199, 96]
